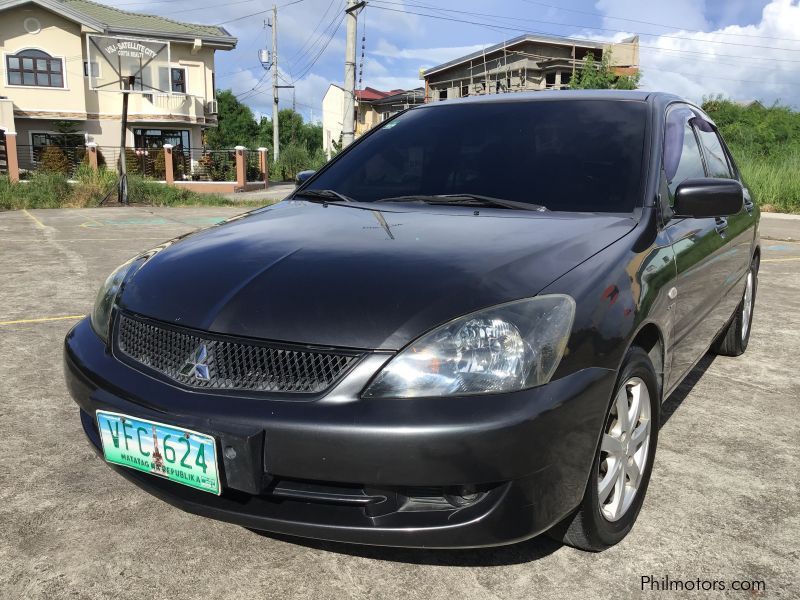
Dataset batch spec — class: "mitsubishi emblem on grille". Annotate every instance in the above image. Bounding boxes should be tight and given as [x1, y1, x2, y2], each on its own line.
[180, 344, 210, 380]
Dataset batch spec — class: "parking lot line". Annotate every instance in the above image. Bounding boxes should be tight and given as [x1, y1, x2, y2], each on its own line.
[0, 315, 84, 326]
[761, 257, 800, 263]
[21, 209, 46, 230]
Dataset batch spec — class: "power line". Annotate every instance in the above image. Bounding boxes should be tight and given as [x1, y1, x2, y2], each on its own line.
[521, 0, 800, 44]
[289, 8, 345, 76]
[214, 2, 305, 26]
[367, 4, 800, 66]
[287, 0, 341, 63]
[291, 14, 346, 81]
[370, 0, 800, 53]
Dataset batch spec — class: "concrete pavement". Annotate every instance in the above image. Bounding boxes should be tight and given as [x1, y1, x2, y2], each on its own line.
[0, 206, 797, 599]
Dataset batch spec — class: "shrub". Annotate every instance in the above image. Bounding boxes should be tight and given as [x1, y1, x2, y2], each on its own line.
[308, 148, 328, 171]
[0, 172, 72, 209]
[39, 146, 72, 175]
[123, 148, 142, 176]
[197, 152, 236, 181]
[152, 148, 167, 179]
[274, 143, 310, 180]
[126, 175, 234, 206]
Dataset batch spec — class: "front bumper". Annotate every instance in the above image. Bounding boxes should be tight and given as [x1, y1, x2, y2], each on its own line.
[65, 317, 616, 548]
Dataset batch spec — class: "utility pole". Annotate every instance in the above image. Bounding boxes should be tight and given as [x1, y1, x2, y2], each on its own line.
[271, 4, 280, 162]
[342, 1, 364, 148]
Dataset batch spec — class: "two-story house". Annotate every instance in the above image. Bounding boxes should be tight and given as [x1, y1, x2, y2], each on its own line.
[421, 33, 639, 101]
[0, 0, 236, 173]
[321, 85, 424, 158]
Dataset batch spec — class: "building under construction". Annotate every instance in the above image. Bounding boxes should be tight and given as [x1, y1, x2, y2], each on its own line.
[420, 33, 639, 101]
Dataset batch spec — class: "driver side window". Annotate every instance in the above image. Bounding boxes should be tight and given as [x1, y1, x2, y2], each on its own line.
[664, 107, 706, 202]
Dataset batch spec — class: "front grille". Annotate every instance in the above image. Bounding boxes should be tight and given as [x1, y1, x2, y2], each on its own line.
[115, 312, 361, 394]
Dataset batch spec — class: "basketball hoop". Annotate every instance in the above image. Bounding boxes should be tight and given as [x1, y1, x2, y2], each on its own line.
[86, 35, 172, 203]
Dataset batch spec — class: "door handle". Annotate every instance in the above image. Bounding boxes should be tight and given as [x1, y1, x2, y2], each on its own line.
[715, 217, 729, 236]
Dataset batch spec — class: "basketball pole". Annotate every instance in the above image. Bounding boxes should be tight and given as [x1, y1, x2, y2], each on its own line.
[119, 75, 135, 204]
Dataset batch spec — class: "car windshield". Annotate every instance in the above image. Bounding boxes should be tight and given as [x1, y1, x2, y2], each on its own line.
[304, 99, 648, 213]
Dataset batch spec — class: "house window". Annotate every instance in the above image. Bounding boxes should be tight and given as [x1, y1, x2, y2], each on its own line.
[31, 131, 84, 148]
[460, 83, 469, 97]
[6, 49, 64, 88]
[133, 129, 191, 151]
[171, 68, 187, 94]
[83, 61, 100, 78]
[438, 89, 448, 101]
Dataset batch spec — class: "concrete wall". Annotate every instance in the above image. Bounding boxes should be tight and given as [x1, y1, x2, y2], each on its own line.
[322, 84, 344, 159]
[0, 5, 89, 118]
[0, 98, 15, 133]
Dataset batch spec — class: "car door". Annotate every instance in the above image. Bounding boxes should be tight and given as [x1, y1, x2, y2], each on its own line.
[693, 116, 754, 319]
[663, 105, 734, 390]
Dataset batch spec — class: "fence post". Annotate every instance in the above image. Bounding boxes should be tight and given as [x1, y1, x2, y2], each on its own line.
[163, 144, 174, 185]
[85, 142, 98, 171]
[5, 131, 20, 182]
[235, 146, 246, 191]
[257, 147, 269, 189]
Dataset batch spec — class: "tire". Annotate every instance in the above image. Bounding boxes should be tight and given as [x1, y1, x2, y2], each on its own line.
[549, 347, 660, 552]
[711, 255, 759, 357]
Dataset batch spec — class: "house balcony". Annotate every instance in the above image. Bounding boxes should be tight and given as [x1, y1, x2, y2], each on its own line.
[125, 93, 217, 126]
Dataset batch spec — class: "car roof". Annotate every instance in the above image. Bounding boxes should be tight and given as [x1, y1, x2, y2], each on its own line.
[414, 89, 684, 108]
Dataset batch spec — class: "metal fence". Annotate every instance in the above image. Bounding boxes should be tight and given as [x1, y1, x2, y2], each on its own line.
[16, 145, 87, 178]
[11, 144, 267, 182]
[178, 148, 237, 182]
[244, 149, 265, 182]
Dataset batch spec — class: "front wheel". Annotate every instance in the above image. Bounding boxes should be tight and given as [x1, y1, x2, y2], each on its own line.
[549, 347, 660, 552]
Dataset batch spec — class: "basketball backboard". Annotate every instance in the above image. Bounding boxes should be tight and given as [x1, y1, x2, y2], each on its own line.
[86, 35, 171, 93]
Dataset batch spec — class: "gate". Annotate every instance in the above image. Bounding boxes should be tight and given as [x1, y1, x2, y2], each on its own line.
[0, 131, 7, 175]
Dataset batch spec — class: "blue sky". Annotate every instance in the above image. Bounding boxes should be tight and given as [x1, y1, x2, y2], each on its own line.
[118, 0, 800, 120]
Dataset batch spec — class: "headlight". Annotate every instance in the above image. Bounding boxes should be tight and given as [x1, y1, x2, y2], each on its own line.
[363, 295, 575, 398]
[90, 258, 139, 343]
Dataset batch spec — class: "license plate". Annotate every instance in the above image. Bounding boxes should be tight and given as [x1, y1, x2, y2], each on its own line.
[96, 410, 220, 495]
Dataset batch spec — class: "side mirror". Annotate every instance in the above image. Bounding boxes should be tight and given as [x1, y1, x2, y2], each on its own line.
[295, 170, 316, 186]
[673, 178, 743, 218]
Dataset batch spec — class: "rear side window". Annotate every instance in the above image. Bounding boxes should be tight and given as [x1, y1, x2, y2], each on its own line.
[664, 107, 705, 198]
[693, 119, 734, 179]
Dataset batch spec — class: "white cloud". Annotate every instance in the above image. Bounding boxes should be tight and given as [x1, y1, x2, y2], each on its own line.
[373, 39, 488, 64]
[603, 0, 800, 106]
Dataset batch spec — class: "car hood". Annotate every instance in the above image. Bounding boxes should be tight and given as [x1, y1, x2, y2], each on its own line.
[119, 201, 636, 350]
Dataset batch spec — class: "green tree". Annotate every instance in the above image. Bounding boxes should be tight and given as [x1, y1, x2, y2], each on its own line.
[258, 108, 323, 156]
[205, 90, 259, 149]
[571, 52, 641, 90]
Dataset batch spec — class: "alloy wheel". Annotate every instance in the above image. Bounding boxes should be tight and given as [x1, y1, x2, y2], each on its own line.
[742, 271, 754, 342]
[598, 377, 652, 522]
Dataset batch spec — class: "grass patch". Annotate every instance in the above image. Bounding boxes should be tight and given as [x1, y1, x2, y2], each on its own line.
[0, 172, 268, 210]
[736, 152, 800, 213]
[703, 98, 800, 214]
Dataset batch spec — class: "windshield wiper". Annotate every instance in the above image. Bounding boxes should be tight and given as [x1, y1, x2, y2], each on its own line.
[294, 189, 356, 203]
[376, 194, 547, 212]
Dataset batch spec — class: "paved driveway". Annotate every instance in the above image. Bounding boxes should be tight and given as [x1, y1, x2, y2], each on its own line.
[0, 208, 797, 599]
